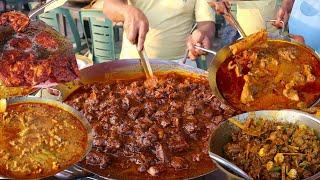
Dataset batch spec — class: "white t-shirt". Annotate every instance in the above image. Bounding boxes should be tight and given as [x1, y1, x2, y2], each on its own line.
[120, 0, 215, 60]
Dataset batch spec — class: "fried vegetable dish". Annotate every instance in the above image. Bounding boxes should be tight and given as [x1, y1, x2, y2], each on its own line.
[0, 102, 88, 179]
[217, 40, 320, 111]
[65, 73, 236, 179]
[224, 118, 320, 180]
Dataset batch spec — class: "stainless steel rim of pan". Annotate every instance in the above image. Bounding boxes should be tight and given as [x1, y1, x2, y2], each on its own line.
[209, 109, 320, 180]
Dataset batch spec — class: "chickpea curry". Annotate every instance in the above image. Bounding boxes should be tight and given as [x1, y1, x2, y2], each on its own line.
[217, 40, 320, 111]
[224, 118, 320, 180]
[0, 102, 88, 179]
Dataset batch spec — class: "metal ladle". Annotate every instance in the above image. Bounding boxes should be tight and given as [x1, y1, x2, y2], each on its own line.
[209, 152, 252, 180]
[28, 0, 68, 19]
[193, 2, 247, 56]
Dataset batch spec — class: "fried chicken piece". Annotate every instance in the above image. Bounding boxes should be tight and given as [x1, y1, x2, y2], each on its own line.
[0, 11, 30, 32]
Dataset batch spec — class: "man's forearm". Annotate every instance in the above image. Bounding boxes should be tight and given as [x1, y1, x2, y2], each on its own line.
[103, 0, 128, 22]
[282, 0, 295, 13]
[197, 21, 215, 40]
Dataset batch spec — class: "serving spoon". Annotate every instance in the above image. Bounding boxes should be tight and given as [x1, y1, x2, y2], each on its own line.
[189, 2, 247, 59]
[209, 152, 252, 180]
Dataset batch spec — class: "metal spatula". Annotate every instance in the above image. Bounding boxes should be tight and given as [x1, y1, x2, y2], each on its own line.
[29, 0, 68, 19]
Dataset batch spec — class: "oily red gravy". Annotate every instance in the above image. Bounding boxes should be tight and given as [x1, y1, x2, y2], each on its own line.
[217, 41, 320, 111]
[65, 73, 236, 179]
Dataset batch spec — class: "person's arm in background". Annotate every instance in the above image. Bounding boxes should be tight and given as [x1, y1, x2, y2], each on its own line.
[273, 0, 305, 44]
[187, 0, 215, 60]
[208, 1, 230, 14]
[103, 0, 149, 51]
[208, 1, 235, 26]
[273, 0, 295, 28]
[187, 22, 214, 60]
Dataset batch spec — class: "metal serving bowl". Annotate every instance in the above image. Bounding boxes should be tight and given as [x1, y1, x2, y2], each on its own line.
[207, 39, 320, 112]
[208, 109, 320, 180]
[0, 96, 93, 179]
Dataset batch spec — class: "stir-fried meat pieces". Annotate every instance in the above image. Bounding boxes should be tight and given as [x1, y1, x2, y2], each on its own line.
[224, 119, 320, 180]
[155, 143, 170, 163]
[167, 133, 190, 152]
[65, 73, 236, 177]
[170, 157, 188, 170]
[128, 106, 142, 120]
[0, 11, 29, 32]
[0, 12, 79, 87]
[86, 151, 111, 169]
[147, 165, 165, 176]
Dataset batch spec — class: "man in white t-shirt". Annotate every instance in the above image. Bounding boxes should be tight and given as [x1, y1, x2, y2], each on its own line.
[103, 0, 216, 63]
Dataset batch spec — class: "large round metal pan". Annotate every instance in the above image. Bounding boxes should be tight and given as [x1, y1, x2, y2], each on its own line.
[67, 0, 92, 4]
[208, 39, 320, 111]
[55, 59, 219, 179]
[0, 96, 93, 179]
[56, 59, 208, 100]
[209, 109, 320, 180]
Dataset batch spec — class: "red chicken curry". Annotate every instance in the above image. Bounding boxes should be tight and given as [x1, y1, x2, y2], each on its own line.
[217, 41, 320, 111]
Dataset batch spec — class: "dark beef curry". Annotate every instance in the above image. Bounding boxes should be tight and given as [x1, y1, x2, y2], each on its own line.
[0, 103, 88, 179]
[224, 118, 320, 180]
[217, 41, 320, 111]
[65, 73, 236, 179]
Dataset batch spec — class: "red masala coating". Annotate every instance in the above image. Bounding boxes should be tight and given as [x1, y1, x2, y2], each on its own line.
[0, 11, 29, 32]
[0, 12, 79, 87]
[35, 32, 58, 50]
[9, 37, 32, 50]
[65, 73, 238, 179]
